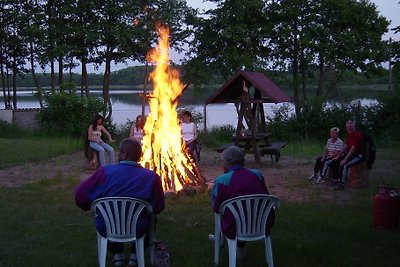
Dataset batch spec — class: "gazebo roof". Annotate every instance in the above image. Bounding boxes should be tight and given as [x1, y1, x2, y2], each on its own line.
[205, 70, 292, 104]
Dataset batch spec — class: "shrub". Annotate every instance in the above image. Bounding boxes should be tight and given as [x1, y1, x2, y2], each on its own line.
[39, 82, 107, 137]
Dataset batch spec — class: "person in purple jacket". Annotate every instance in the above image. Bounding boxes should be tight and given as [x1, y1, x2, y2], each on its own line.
[211, 146, 275, 259]
[75, 138, 165, 267]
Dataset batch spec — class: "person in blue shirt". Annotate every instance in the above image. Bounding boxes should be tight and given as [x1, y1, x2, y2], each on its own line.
[75, 138, 165, 267]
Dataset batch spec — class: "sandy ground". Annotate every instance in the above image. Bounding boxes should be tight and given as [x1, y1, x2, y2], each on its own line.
[0, 150, 396, 203]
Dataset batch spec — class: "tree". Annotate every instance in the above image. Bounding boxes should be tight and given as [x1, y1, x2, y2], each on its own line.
[266, 0, 389, 112]
[184, 0, 270, 82]
[1, 0, 29, 109]
[266, 0, 315, 113]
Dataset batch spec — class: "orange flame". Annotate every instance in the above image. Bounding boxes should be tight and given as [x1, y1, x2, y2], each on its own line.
[139, 25, 200, 192]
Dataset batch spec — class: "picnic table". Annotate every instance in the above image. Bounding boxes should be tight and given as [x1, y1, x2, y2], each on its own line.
[214, 134, 286, 163]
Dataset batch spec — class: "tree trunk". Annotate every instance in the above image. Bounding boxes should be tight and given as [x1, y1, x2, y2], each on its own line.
[50, 59, 55, 93]
[293, 43, 300, 114]
[325, 70, 344, 99]
[12, 63, 17, 110]
[58, 55, 63, 85]
[6, 70, 11, 108]
[1, 63, 8, 109]
[316, 59, 326, 98]
[81, 57, 89, 98]
[300, 51, 307, 102]
[29, 42, 44, 108]
[102, 47, 112, 120]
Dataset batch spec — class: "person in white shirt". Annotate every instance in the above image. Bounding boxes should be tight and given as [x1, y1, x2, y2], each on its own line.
[181, 110, 199, 161]
[129, 115, 145, 144]
[309, 127, 343, 183]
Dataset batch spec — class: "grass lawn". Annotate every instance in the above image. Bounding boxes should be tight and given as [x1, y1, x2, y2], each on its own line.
[0, 137, 82, 169]
[0, 139, 399, 266]
[1, 175, 399, 266]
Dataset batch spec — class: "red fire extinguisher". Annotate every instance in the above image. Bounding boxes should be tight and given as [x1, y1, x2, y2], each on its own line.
[373, 186, 400, 229]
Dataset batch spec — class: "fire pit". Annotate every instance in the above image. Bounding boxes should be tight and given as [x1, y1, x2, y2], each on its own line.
[139, 25, 205, 192]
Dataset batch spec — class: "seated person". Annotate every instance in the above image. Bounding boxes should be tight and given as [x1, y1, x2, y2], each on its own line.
[309, 127, 343, 183]
[211, 146, 275, 258]
[129, 115, 145, 144]
[335, 120, 364, 191]
[75, 138, 165, 266]
[87, 114, 115, 167]
[181, 110, 199, 161]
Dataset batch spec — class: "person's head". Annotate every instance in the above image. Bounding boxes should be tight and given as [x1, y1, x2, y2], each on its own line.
[221, 146, 245, 172]
[330, 127, 339, 140]
[118, 138, 142, 162]
[345, 120, 355, 133]
[135, 115, 145, 129]
[181, 110, 192, 123]
[92, 114, 104, 130]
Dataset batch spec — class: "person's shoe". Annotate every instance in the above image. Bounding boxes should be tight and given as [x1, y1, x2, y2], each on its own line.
[308, 173, 317, 180]
[208, 234, 215, 241]
[316, 175, 324, 183]
[128, 253, 138, 267]
[112, 253, 125, 267]
[237, 247, 245, 260]
[334, 184, 345, 191]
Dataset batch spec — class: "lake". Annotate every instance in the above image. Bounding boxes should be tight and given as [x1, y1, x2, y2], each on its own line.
[1, 90, 378, 129]
[0, 90, 294, 129]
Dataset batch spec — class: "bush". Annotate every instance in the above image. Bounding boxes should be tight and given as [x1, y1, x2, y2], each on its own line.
[199, 125, 235, 147]
[39, 82, 107, 137]
[267, 100, 383, 142]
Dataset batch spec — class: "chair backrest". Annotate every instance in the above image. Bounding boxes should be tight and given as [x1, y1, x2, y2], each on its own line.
[91, 197, 153, 242]
[219, 194, 279, 241]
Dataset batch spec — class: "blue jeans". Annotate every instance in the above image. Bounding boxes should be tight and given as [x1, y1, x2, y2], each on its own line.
[89, 141, 115, 166]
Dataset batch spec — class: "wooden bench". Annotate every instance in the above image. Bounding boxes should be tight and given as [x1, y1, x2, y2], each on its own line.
[260, 142, 286, 162]
[214, 141, 286, 162]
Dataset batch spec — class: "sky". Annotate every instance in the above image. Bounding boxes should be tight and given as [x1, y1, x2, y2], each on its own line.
[84, 0, 400, 73]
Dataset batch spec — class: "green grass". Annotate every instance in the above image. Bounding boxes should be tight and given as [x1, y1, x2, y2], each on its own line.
[0, 137, 399, 266]
[0, 176, 399, 267]
[282, 141, 323, 159]
[0, 137, 82, 168]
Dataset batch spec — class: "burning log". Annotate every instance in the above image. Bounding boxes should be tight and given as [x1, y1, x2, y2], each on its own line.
[139, 24, 205, 192]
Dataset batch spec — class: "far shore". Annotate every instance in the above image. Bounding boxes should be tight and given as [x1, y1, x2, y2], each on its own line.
[14, 85, 147, 91]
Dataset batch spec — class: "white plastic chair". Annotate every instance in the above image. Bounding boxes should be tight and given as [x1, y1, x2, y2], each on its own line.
[213, 194, 280, 267]
[91, 197, 155, 267]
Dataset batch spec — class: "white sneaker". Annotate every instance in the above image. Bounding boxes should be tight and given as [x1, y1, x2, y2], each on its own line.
[128, 253, 137, 267]
[208, 234, 215, 241]
[308, 173, 316, 180]
[316, 175, 324, 183]
[112, 253, 125, 267]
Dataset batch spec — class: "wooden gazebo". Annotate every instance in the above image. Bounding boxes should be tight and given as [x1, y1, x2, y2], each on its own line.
[204, 70, 291, 164]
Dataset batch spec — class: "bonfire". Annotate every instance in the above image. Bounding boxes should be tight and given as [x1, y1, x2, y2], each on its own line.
[139, 25, 204, 192]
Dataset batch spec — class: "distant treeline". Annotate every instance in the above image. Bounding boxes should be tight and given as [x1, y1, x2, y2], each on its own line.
[14, 65, 390, 87]
[11, 65, 392, 99]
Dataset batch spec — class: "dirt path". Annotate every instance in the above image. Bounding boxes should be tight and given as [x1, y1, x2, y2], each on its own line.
[0, 151, 394, 203]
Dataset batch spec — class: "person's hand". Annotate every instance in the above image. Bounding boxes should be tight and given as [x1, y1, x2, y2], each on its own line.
[340, 159, 346, 166]
[320, 157, 325, 162]
[109, 139, 115, 143]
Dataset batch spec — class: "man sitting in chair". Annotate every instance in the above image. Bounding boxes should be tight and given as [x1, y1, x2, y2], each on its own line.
[75, 138, 165, 267]
[210, 146, 275, 259]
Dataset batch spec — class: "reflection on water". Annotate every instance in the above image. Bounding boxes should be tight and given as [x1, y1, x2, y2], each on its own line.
[1, 90, 378, 128]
